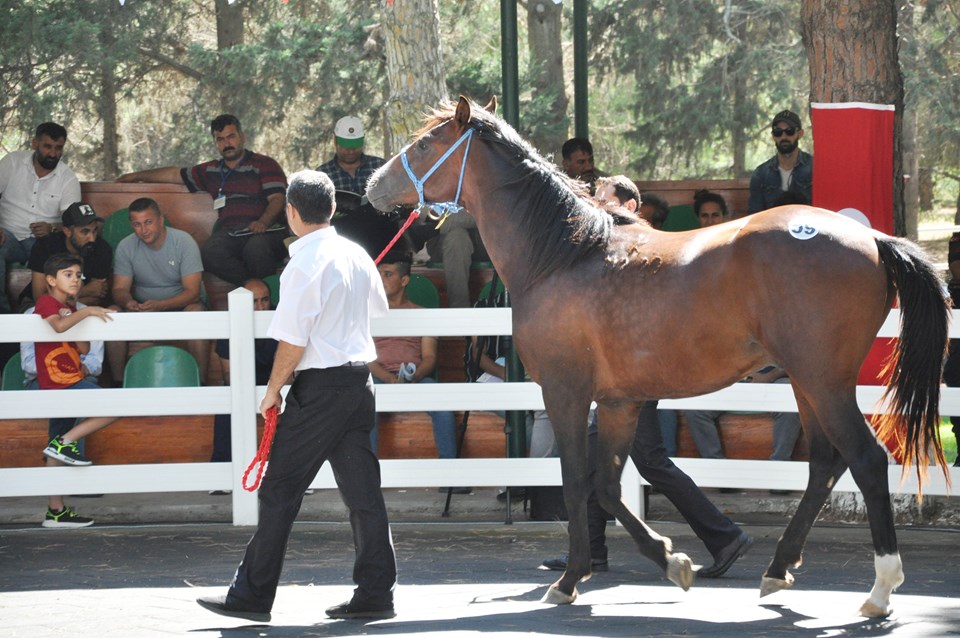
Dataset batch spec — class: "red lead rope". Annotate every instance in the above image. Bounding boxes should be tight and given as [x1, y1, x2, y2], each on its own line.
[242, 406, 278, 492]
[242, 211, 418, 491]
[374, 209, 420, 265]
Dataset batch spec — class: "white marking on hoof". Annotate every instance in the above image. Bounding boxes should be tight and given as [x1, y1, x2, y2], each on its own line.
[666, 553, 693, 591]
[860, 552, 903, 618]
[541, 585, 577, 605]
[759, 571, 794, 597]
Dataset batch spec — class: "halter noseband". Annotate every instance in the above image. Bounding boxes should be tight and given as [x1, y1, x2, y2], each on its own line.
[400, 126, 474, 220]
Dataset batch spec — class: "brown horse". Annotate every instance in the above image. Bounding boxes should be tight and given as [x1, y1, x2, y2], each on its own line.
[366, 97, 949, 617]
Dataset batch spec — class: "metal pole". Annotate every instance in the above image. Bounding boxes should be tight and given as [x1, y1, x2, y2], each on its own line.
[573, 0, 589, 138]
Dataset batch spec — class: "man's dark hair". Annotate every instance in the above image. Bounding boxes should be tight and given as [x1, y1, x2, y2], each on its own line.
[43, 252, 82, 278]
[379, 250, 413, 277]
[639, 192, 671, 228]
[128, 197, 162, 216]
[211, 114, 242, 135]
[35, 122, 67, 141]
[772, 190, 810, 207]
[598, 175, 640, 210]
[693, 189, 729, 218]
[561, 137, 593, 160]
[287, 170, 335, 224]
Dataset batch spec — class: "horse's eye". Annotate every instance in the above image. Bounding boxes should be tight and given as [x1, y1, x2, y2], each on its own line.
[417, 140, 428, 151]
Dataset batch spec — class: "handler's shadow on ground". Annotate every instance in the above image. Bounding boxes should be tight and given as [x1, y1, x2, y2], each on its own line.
[193, 583, 959, 638]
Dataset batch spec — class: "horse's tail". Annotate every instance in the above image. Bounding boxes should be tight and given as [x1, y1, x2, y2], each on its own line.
[873, 235, 950, 491]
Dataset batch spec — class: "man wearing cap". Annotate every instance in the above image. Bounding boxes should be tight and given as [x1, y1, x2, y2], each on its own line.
[316, 116, 385, 196]
[748, 109, 813, 213]
[0, 122, 81, 313]
[116, 114, 288, 287]
[26, 202, 113, 307]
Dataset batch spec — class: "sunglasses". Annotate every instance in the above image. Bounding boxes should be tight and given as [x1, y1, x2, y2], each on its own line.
[772, 127, 797, 138]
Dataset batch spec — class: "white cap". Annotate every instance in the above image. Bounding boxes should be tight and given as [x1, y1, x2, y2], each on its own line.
[334, 116, 364, 147]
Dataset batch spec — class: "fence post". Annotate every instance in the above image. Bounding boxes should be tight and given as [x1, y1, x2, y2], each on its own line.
[227, 288, 259, 525]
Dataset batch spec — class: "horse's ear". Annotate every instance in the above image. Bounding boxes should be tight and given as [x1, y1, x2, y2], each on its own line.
[484, 96, 498, 115]
[454, 96, 472, 132]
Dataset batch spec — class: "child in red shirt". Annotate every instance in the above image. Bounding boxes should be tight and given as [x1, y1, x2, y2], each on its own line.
[35, 253, 116, 528]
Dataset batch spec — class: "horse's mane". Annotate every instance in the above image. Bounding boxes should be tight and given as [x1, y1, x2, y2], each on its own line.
[421, 102, 633, 285]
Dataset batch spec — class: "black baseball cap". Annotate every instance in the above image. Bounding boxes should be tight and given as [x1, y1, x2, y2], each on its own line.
[772, 110, 802, 130]
[61, 202, 102, 228]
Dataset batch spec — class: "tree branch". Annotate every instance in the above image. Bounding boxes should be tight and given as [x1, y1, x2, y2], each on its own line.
[138, 47, 203, 81]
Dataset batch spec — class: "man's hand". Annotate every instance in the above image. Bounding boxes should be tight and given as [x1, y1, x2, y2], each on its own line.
[116, 172, 141, 183]
[137, 299, 165, 312]
[81, 279, 110, 301]
[29, 221, 54, 238]
[123, 299, 143, 312]
[259, 387, 283, 417]
[246, 220, 268, 234]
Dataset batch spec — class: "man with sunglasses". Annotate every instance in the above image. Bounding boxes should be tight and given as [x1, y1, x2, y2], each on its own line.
[748, 110, 813, 213]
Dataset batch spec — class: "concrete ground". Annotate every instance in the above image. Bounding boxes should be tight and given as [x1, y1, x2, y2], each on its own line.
[2, 488, 958, 637]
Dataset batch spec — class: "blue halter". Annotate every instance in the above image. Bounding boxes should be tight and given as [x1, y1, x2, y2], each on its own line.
[400, 127, 474, 220]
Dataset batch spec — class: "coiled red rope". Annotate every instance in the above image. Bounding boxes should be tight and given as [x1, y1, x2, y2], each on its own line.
[242, 406, 278, 492]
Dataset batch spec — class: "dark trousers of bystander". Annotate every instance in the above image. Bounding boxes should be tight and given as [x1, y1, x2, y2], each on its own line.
[227, 365, 397, 611]
[201, 228, 288, 286]
[586, 401, 744, 561]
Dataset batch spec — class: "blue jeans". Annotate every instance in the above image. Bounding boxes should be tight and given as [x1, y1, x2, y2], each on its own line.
[0, 230, 32, 313]
[371, 376, 458, 458]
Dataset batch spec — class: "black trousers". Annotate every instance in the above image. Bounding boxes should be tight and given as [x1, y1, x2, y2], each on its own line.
[201, 228, 288, 286]
[587, 401, 743, 560]
[228, 365, 397, 609]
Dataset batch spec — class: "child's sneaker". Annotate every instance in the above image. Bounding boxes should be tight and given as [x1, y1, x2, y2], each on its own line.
[42, 506, 94, 528]
[43, 437, 92, 466]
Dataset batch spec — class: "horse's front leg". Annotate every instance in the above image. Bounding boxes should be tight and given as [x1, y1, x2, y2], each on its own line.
[539, 385, 593, 605]
[594, 402, 693, 590]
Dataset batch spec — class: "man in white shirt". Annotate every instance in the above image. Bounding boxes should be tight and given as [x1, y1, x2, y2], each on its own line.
[0, 123, 81, 312]
[197, 170, 397, 623]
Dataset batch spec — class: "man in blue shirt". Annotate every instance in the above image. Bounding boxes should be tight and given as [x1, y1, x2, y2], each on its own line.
[748, 110, 813, 213]
[316, 116, 385, 195]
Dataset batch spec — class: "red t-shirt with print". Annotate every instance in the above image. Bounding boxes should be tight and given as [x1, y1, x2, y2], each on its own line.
[34, 294, 84, 389]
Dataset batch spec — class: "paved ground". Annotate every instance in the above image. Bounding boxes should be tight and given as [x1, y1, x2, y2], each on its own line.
[2, 489, 958, 637]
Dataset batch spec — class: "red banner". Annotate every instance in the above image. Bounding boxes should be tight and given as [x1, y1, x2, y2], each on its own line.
[810, 102, 895, 234]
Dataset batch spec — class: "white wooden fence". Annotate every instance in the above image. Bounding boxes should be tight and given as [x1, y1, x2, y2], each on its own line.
[0, 288, 956, 525]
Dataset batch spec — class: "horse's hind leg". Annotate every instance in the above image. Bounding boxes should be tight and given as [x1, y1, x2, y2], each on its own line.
[540, 385, 596, 604]
[762, 394, 848, 596]
[592, 402, 693, 590]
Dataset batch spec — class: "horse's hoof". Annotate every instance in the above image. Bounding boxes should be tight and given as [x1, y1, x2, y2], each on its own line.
[858, 599, 891, 618]
[759, 571, 794, 598]
[541, 585, 577, 605]
[666, 553, 694, 591]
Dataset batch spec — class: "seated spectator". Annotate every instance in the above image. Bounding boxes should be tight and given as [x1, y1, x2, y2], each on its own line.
[23, 202, 112, 309]
[32, 253, 117, 527]
[209, 278, 278, 465]
[693, 188, 730, 227]
[772, 190, 811, 207]
[421, 214, 489, 309]
[117, 114, 288, 287]
[560, 137, 606, 194]
[0, 122, 81, 313]
[368, 252, 460, 485]
[639, 192, 671, 230]
[107, 197, 209, 385]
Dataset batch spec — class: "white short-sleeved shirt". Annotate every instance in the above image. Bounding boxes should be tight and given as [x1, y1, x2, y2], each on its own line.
[113, 227, 203, 302]
[268, 226, 388, 371]
[0, 150, 81, 240]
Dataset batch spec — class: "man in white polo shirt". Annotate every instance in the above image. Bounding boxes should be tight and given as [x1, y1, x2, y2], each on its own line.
[197, 169, 397, 623]
[0, 122, 81, 312]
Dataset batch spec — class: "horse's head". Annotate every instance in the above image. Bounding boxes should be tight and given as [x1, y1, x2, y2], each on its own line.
[367, 96, 494, 216]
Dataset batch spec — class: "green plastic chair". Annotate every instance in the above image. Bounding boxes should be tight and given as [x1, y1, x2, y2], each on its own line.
[477, 277, 505, 302]
[1, 353, 25, 391]
[102, 208, 171, 250]
[262, 274, 281, 309]
[660, 204, 698, 232]
[123, 346, 200, 388]
[405, 273, 440, 309]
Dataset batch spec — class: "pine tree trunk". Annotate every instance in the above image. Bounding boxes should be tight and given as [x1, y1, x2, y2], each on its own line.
[381, 0, 448, 157]
[524, 0, 568, 153]
[98, 5, 119, 180]
[802, 0, 905, 235]
[216, 0, 244, 113]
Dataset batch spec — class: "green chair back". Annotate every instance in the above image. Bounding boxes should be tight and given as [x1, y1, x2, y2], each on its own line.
[405, 274, 440, 309]
[102, 208, 171, 250]
[123, 345, 200, 388]
[660, 204, 699, 232]
[477, 277, 505, 302]
[262, 274, 281, 309]
[1, 353, 25, 390]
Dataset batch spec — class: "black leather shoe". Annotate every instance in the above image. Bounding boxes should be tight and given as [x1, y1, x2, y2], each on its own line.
[326, 598, 396, 619]
[698, 532, 753, 578]
[540, 554, 608, 572]
[196, 594, 271, 623]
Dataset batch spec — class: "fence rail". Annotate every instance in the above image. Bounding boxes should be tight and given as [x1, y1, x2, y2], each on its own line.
[0, 289, 956, 525]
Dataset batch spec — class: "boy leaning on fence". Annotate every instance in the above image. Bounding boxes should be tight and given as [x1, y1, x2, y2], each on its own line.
[33, 252, 116, 528]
